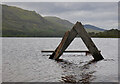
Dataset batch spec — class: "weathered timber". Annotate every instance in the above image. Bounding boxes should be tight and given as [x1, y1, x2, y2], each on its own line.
[54, 28, 78, 60]
[49, 22, 104, 61]
[49, 31, 70, 59]
[74, 22, 104, 61]
[42, 50, 93, 53]
[49, 27, 77, 60]
[42, 50, 101, 56]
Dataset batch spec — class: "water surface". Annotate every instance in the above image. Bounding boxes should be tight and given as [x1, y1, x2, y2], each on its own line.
[2, 38, 118, 82]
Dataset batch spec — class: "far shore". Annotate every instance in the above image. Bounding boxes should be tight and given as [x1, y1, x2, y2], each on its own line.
[1, 36, 120, 38]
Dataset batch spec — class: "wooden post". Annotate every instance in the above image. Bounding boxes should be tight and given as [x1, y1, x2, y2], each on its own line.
[49, 27, 77, 60]
[49, 31, 70, 59]
[49, 22, 104, 61]
[74, 22, 104, 61]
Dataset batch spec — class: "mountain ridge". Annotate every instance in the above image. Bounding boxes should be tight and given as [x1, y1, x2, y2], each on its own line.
[84, 24, 105, 31]
[44, 16, 105, 33]
[2, 4, 106, 37]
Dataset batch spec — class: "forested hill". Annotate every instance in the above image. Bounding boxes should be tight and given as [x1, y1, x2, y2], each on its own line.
[89, 29, 120, 38]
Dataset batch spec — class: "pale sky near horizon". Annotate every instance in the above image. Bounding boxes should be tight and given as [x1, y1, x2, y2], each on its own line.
[2, 2, 118, 30]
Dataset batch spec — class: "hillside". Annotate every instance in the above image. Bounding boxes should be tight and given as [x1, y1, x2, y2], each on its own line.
[44, 16, 104, 33]
[2, 5, 105, 37]
[2, 5, 70, 37]
[44, 16, 73, 29]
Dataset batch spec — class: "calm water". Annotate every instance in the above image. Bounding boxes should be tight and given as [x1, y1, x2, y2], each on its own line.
[2, 38, 118, 82]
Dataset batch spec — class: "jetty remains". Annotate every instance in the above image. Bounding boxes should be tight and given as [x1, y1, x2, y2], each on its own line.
[49, 22, 104, 61]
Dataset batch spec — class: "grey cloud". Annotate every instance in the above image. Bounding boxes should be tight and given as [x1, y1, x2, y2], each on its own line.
[4, 2, 117, 13]
[3, 2, 118, 29]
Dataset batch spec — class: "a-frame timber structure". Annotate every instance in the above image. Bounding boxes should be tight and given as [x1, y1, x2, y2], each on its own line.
[49, 22, 104, 61]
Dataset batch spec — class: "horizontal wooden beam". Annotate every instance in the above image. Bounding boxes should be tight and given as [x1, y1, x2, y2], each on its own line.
[41, 50, 101, 53]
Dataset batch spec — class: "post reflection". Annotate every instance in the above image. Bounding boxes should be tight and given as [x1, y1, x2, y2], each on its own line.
[56, 59, 97, 83]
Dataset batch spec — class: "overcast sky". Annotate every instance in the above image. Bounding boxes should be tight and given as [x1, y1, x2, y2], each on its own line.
[3, 2, 118, 30]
